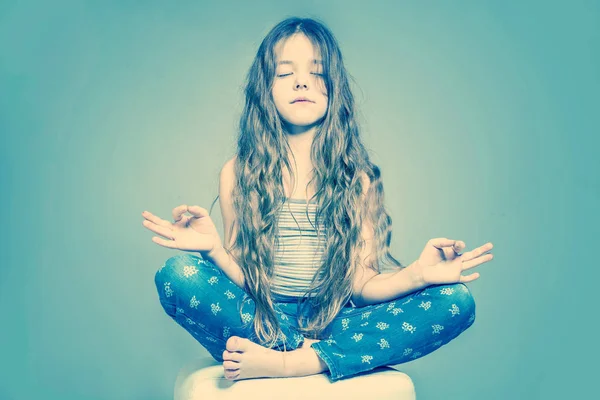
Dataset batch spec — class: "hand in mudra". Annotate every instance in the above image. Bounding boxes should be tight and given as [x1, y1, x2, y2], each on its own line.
[141, 205, 222, 254]
[416, 238, 494, 285]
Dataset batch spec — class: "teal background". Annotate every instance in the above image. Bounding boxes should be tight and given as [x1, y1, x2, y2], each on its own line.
[1, 0, 598, 399]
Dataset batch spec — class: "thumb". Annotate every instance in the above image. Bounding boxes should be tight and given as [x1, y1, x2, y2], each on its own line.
[187, 205, 209, 219]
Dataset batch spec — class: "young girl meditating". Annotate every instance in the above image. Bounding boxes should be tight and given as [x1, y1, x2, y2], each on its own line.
[142, 16, 494, 383]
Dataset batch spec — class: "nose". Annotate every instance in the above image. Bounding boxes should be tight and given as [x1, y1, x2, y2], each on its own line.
[294, 74, 309, 89]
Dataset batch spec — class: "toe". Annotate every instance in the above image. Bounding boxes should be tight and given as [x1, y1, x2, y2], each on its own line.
[225, 336, 240, 352]
[222, 349, 242, 361]
[223, 360, 240, 370]
[226, 336, 249, 352]
[224, 370, 240, 380]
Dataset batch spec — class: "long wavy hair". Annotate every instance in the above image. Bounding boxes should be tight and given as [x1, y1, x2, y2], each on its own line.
[208, 17, 405, 350]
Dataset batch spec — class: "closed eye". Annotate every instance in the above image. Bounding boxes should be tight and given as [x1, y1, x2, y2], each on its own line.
[276, 73, 324, 78]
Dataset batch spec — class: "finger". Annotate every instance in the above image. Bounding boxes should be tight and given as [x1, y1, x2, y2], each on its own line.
[187, 205, 209, 219]
[442, 247, 456, 260]
[449, 241, 467, 258]
[172, 205, 189, 222]
[460, 253, 494, 270]
[454, 241, 466, 252]
[459, 273, 480, 283]
[428, 238, 458, 249]
[430, 238, 467, 253]
[462, 243, 494, 262]
[429, 238, 463, 260]
[142, 211, 172, 228]
[143, 220, 175, 240]
[172, 214, 192, 227]
[151, 236, 179, 249]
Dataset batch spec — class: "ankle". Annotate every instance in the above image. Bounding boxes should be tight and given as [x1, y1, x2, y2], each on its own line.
[301, 337, 320, 349]
[282, 346, 328, 377]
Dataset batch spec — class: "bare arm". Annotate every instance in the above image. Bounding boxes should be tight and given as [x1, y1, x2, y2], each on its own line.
[350, 172, 428, 307]
[203, 246, 245, 290]
[353, 261, 427, 307]
[201, 157, 246, 290]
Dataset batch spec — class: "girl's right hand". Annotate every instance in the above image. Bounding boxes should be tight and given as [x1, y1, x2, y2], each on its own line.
[142, 205, 223, 254]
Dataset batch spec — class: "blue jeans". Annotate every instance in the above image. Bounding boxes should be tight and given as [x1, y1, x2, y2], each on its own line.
[154, 253, 476, 382]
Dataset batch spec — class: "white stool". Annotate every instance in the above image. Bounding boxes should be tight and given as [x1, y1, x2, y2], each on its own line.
[174, 356, 416, 400]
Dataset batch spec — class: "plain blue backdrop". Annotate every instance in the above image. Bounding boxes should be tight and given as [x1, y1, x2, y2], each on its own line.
[1, 1, 598, 399]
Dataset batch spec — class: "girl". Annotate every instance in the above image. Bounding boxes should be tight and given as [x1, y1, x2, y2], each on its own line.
[142, 17, 494, 383]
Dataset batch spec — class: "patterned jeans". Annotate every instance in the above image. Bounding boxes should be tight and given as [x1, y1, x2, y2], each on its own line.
[154, 253, 476, 382]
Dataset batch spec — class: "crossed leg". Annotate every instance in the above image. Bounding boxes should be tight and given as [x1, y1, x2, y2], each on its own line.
[308, 282, 477, 382]
[154, 253, 326, 380]
[154, 254, 476, 382]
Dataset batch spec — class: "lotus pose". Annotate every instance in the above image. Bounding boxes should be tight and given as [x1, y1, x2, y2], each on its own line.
[142, 16, 494, 383]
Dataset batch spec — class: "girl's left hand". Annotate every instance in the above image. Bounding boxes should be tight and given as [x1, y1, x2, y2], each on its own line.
[416, 238, 494, 285]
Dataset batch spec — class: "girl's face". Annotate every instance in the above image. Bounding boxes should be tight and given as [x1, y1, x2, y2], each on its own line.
[271, 33, 328, 132]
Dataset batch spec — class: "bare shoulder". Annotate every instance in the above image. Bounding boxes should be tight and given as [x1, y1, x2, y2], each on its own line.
[219, 156, 238, 194]
[220, 156, 237, 179]
[219, 156, 238, 206]
[219, 156, 238, 249]
[359, 171, 371, 196]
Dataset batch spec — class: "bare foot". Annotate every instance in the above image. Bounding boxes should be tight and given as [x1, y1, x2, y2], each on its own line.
[301, 337, 320, 349]
[221, 336, 287, 381]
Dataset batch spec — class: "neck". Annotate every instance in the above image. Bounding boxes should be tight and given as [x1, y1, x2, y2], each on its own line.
[284, 123, 317, 164]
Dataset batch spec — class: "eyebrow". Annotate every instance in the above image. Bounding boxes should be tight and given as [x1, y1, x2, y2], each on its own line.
[277, 59, 323, 65]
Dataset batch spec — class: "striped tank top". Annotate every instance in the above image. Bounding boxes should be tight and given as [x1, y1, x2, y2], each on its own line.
[270, 197, 327, 302]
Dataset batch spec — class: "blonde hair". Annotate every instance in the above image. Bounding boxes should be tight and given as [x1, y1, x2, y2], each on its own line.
[208, 17, 404, 350]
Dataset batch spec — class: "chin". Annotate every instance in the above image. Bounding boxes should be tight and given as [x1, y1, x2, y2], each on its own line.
[283, 117, 320, 127]
[291, 119, 320, 127]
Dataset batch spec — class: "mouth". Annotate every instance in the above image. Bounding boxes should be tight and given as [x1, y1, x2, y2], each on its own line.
[292, 100, 314, 104]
